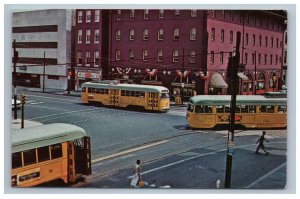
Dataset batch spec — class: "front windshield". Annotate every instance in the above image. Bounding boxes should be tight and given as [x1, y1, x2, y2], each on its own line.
[160, 93, 170, 99]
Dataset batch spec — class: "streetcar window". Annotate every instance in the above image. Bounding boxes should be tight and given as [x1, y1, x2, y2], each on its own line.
[195, 105, 204, 113]
[187, 103, 194, 112]
[12, 152, 22, 169]
[140, 92, 145, 98]
[104, 89, 109, 94]
[216, 105, 224, 113]
[259, 106, 267, 113]
[50, 144, 62, 159]
[160, 93, 170, 99]
[235, 106, 241, 113]
[225, 105, 231, 113]
[37, 146, 50, 162]
[278, 105, 286, 113]
[241, 105, 248, 113]
[135, 91, 140, 97]
[204, 106, 212, 113]
[267, 105, 275, 113]
[88, 88, 92, 93]
[249, 105, 256, 113]
[82, 87, 86, 92]
[23, 149, 37, 166]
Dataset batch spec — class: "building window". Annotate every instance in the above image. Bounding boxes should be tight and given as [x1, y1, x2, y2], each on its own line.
[211, 10, 215, 18]
[258, 54, 261, 65]
[130, 10, 135, 20]
[95, 10, 100, 22]
[210, 51, 214, 64]
[276, 38, 279, 48]
[78, 11, 83, 23]
[285, 32, 287, 44]
[174, 10, 180, 16]
[252, 53, 255, 64]
[259, 35, 262, 47]
[173, 50, 179, 63]
[265, 36, 268, 47]
[189, 50, 196, 63]
[191, 10, 197, 17]
[159, 10, 164, 18]
[264, 54, 267, 65]
[115, 50, 120, 60]
[220, 51, 224, 64]
[244, 53, 248, 64]
[94, 51, 100, 66]
[221, 10, 225, 19]
[246, 13, 249, 24]
[77, 51, 82, 64]
[158, 28, 164, 40]
[229, 31, 233, 44]
[86, 10, 91, 23]
[117, 10, 121, 20]
[270, 54, 273, 65]
[86, 29, 91, 44]
[143, 29, 148, 40]
[143, 49, 148, 62]
[220, 29, 224, 43]
[190, 28, 196, 40]
[129, 29, 134, 40]
[173, 28, 179, 40]
[211, 28, 215, 41]
[271, 37, 274, 48]
[276, 54, 278, 65]
[77, 30, 82, 43]
[284, 50, 287, 64]
[86, 51, 90, 65]
[230, 11, 234, 21]
[245, 33, 249, 45]
[129, 49, 134, 60]
[48, 75, 59, 80]
[252, 34, 256, 46]
[116, 30, 121, 40]
[144, 10, 149, 19]
[157, 50, 163, 62]
[94, 29, 100, 44]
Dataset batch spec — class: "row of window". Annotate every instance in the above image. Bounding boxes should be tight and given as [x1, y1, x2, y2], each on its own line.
[77, 51, 100, 65]
[210, 10, 284, 32]
[210, 28, 282, 48]
[77, 10, 100, 23]
[12, 144, 62, 169]
[209, 51, 282, 66]
[77, 29, 100, 44]
[188, 105, 287, 114]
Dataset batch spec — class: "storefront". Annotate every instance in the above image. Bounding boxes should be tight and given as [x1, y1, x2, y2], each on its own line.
[75, 69, 102, 91]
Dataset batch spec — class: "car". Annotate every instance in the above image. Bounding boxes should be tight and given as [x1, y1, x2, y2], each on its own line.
[12, 98, 21, 109]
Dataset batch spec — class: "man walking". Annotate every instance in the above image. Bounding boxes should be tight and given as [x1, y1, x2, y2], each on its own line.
[255, 131, 270, 155]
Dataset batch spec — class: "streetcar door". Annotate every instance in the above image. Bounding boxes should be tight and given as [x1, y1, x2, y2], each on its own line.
[74, 137, 91, 175]
[109, 89, 119, 107]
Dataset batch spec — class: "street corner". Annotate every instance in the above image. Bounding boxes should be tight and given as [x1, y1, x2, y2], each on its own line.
[11, 119, 43, 130]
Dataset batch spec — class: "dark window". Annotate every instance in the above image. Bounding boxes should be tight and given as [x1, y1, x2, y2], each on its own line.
[160, 93, 169, 99]
[225, 106, 231, 113]
[12, 152, 22, 169]
[140, 92, 145, 97]
[195, 105, 204, 113]
[82, 87, 86, 92]
[267, 105, 275, 113]
[260, 106, 267, 113]
[235, 106, 241, 113]
[249, 105, 256, 113]
[38, 146, 50, 162]
[187, 104, 194, 112]
[88, 88, 92, 93]
[278, 105, 286, 113]
[204, 106, 212, 113]
[216, 106, 224, 113]
[50, 144, 62, 159]
[48, 75, 59, 80]
[241, 105, 249, 113]
[23, 149, 37, 166]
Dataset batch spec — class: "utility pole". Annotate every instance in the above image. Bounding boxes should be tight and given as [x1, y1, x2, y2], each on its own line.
[13, 39, 18, 119]
[224, 31, 241, 188]
[43, 52, 45, 92]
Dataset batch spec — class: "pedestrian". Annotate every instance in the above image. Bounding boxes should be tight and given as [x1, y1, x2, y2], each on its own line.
[130, 159, 142, 188]
[255, 131, 270, 155]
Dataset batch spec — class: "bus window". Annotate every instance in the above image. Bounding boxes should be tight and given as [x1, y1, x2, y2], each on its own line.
[37, 146, 50, 162]
[278, 105, 286, 113]
[23, 149, 37, 166]
[195, 105, 204, 113]
[160, 93, 170, 99]
[204, 106, 212, 113]
[187, 103, 194, 112]
[260, 106, 267, 113]
[225, 105, 231, 113]
[216, 105, 224, 113]
[50, 144, 62, 159]
[12, 152, 22, 169]
[82, 87, 86, 92]
[267, 105, 275, 113]
[249, 105, 256, 113]
[235, 106, 241, 113]
[241, 105, 248, 113]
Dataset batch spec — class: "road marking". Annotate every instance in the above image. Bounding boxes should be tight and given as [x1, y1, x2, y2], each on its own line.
[26, 104, 70, 112]
[92, 140, 169, 164]
[245, 162, 286, 188]
[127, 141, 287, 179]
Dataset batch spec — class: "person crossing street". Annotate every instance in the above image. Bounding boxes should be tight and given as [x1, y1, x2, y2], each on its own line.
[255, 131, 270, 155]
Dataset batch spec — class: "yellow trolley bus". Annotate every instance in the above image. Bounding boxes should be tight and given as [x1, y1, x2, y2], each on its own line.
[11, 123, 91, 187]
[186, 95, 287, 129]
[81, 82, 170, 112]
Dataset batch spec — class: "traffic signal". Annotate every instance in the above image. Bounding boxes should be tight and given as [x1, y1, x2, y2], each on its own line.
[21, 95, 27, 104]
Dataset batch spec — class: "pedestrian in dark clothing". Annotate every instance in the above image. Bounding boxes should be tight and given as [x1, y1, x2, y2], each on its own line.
[255, 131, 269, 155]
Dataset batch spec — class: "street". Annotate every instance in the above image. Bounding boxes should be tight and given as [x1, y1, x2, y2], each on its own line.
[12, 91, 287, 189]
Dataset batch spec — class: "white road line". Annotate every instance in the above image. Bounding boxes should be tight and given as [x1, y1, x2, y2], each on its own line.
[127, 141, 287, 179]
[245, 162, 287, 188]
[92, 140, 169, 164]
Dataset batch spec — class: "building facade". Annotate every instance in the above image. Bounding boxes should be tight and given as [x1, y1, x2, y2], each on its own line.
[12, 9, 74, 90]
[74, 9, 109, 91]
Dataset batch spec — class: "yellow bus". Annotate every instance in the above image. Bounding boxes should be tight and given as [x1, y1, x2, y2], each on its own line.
[81, 82, 170, 112]
[11, 123, 91, 187]
[186, 95, 287, 129]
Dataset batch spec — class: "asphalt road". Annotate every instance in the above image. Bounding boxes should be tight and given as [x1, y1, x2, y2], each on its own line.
[13, 91, 287, 189]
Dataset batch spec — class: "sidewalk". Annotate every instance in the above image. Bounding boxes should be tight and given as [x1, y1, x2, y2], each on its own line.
[11, 119, 43, 130]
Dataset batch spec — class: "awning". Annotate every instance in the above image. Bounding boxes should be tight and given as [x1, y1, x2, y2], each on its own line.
[210, 72, 228, 88]
[237, 72, 249, 80]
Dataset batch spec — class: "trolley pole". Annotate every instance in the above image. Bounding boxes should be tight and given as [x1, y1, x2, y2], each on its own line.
[13, 39, 18, 119]
[224, 31, 241, 188]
